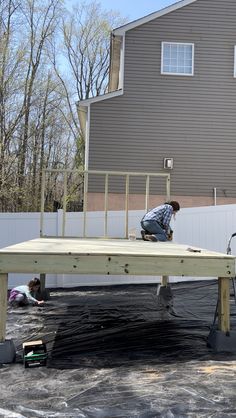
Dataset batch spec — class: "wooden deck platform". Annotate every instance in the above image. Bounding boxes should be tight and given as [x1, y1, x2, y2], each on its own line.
[0, 237, 235, 342]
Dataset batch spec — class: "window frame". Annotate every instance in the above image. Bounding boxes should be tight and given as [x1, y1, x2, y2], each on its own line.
[161, 41, 195, 76]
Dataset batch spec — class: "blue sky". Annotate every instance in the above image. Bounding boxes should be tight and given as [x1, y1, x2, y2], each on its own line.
[66, 0, 178, 21]
[96, 0, 177, 21]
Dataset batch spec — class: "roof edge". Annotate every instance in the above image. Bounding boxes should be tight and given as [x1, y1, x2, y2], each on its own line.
[77, 89, 123, 107]
[113, 0, 198, 35]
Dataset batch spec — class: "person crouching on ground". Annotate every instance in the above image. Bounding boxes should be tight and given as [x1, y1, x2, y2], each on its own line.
[9, 277, 44, 307]
[140, 201, 180, 242]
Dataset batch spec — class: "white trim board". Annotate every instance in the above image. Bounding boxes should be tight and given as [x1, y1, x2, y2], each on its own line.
[78, 89, 123, 107]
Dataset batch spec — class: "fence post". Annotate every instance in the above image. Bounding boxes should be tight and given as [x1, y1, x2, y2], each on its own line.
[57, 209, 63, 237]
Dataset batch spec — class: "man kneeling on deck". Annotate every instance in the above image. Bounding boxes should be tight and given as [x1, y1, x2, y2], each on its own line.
[140, 201, 180, 242]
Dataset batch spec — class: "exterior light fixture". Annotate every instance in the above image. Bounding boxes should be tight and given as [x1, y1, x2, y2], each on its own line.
[163, 158, 174, 170]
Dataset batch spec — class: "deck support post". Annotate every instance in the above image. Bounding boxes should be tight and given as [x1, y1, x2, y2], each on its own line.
[157, 276, 173, 311]
[40, 273, 50, 300]
[0, 273, 8, 342]
[161, 275, 169, 287]
[207, 277, 236, 352]
[0, 273, 15, 363]
[218, 277, 230, 333]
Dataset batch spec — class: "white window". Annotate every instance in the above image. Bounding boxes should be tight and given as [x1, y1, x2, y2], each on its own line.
[161, 42, 194, 76]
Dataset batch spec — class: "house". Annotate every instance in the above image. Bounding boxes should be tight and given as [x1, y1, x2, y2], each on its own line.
[78, 0, 236, 211]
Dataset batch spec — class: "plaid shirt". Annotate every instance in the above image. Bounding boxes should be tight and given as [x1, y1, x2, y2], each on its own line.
[142, 204, 173, 230]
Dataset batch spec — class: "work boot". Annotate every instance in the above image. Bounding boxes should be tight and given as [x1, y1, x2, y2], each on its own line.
[141, 230, 146, 240]
[144, 234, 157, 242]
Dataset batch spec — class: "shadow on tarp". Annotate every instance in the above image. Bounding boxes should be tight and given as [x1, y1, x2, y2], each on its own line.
[48, 281, 236, 369]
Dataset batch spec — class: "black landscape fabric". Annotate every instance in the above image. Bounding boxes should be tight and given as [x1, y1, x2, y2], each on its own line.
[1, 281, 236, 418]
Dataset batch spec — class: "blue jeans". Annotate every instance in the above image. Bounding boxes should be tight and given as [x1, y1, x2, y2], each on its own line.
[141, 219, 167, 241]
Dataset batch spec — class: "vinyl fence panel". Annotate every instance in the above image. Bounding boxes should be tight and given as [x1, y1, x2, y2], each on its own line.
[1, 205, 236, 287]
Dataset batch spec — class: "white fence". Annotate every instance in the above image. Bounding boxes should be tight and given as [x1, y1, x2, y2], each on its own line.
[1, 205, 236, 288]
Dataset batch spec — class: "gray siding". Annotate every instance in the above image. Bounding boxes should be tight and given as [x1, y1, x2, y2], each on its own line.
[88, 0, 236, 197]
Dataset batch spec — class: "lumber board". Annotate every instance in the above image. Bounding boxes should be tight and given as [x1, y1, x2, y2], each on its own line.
[0, 238, 234, 278]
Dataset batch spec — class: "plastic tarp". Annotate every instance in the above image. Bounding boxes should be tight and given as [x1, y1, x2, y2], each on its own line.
[1, 281, 236, 417]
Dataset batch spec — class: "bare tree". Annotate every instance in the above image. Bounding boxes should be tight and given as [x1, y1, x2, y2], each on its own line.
[62, 1, 122, 100]
[0, 0, 72, 211]
[0, 1, 23, 202]
[49, 1, 125, 172]
[0, 0, 126, 212]
[17, 0, 62, 205]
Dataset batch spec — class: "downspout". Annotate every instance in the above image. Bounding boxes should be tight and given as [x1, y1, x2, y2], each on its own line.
[213, 187, 217, 206]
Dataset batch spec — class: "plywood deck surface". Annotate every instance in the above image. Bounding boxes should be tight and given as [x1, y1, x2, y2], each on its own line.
[0, 237, 234, 277]
[0, 237, 233, 258]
